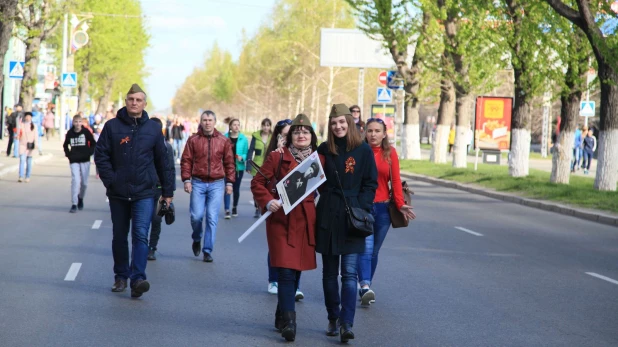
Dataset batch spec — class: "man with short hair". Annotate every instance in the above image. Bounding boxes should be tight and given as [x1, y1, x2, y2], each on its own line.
[63, 114, 96, 213]
[95, 84, 175, 298]
[181, 110, 235, 263]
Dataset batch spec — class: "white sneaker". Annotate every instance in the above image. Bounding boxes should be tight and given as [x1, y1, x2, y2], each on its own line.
[176, 158, 180, 164]
[268, 282, 278, 295]
[295, 289, 304, 301]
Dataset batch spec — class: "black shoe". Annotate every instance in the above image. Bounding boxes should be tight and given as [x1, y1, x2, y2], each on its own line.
[192, 241, 201, 257]
[203, 252, 213, 262]
[130, 279, 150, 298]
[77, 198, 84, 210]
[360, 288, 375, 307]
[254, 208, 260, 218]
[275, 304, 285, 332]
[326, 319, 339, 336]
[281, 311, 296, 342]
[147, 249, 156, 261]
[69, 205, 77, 213]
[111, 278, 127, 292]
[232, 207, 238, 217]
[340, 323, 354, 343]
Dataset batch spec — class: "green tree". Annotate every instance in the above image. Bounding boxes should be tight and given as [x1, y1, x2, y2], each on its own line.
[545, 0, 618, 191]
[0, 0, 19, 104]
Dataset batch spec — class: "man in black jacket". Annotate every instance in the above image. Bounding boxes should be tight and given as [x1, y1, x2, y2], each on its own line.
[94, 84, 175, 298]
[5, 104, 22, 157]
[63, 114, 96, 213]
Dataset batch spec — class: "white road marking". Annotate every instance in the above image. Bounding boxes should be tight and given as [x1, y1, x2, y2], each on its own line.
[585, 272, 618, 286]
[454, 226, 483, 237]
[64, 263, 82, 281]
[92, 220, 102, 229]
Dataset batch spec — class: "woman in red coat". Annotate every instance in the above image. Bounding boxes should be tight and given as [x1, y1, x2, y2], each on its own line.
[250, 113, 321, 342]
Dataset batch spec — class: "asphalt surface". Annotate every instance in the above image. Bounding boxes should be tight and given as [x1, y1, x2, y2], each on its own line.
[0, 153, 617, 347]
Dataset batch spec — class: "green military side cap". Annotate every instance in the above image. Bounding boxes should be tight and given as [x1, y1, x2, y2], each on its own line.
[329, 103, 351, 118]
[291, 113, 311, 126]
[128, 83, 145, 95]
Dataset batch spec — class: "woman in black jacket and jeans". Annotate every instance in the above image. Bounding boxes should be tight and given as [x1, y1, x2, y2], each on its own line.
[316, 104, 377, 343]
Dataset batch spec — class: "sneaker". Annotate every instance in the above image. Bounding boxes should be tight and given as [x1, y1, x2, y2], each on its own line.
[295, 289, 304, 301]
[360, 288, 375, 307]
[111, 278, 127, 292]
[70, 205, 77, 213]
[24, 178, 30, 183]
[130, 279, 150, 298]
[232, 207, 238, 217]
[77, 198, 84, 210]
[268, 282, 278, 295]
[584, 169, 589, 174]
[18, 177, 23, 182]
[147, 249, 156, 261]
[225, 210, 231, 219]
[176, 158, 180, 164]
[203, 252, 213, 262]
[254, 208, 260, 218]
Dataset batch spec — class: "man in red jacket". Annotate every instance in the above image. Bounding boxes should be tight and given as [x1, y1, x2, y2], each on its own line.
[181, 110, 235, 262]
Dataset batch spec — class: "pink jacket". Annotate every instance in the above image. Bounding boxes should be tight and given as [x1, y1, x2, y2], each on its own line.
[19, 123, 37, 156]
[44, 112, 55, 129]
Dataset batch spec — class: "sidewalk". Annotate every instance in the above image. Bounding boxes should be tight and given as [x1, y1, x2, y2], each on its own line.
[419, 149, 598, 178]
[0, 135, 65, 179]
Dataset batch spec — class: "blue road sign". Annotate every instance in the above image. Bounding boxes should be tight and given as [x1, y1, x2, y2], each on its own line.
[8, 61, 25, 79]
[386, 70, 403, 90]
[62, 73, 77, 87]
[580, 101, 595, 117]
[377, 87, 392, 103]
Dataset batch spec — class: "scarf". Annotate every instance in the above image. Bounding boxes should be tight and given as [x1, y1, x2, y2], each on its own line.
[289, 144, 312, 163]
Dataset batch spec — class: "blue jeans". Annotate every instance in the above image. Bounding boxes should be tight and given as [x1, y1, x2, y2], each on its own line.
[571, 147, 582, 170]
[19, 154, 33, 178]
[582, 150, 593, 170]
[278, 268, 301, 312]
[190, 178, 225, 254]
[322, 253, 359, 325]
[358, 202, 391, 287]
[173, 139, 182, 160]
[109, 197, 154, 283]
[13, 139, 19, 157]
[224, 170, 243, 210]
[268, 253, 302, 287]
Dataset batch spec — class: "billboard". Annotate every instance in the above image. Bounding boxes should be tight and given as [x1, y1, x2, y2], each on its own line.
[370, 104, 396, 144]
[474, 96, 513, 151]
[320, 29, 399, 68]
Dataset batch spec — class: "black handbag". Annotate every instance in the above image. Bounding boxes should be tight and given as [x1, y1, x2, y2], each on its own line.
[330, 157, 374, 238]
[388, 165, 413, 228]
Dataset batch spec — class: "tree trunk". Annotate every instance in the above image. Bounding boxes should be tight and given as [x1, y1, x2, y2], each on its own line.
[453, 95, 472, 168]
[19, 36, 42, 111]
[322, 66, 335, 141]
[300, 74, 306, 114]
[309, 78, 318, 124]
[402, 95, 421, 160]
[0, 0, 18, 109]
[95, 79, 114, 116]
[509, 69, 532, 177]
[431, 78, 455, 163]
[593, 65, 618, 191]
[550, 92, 579, 184]
[77, 66, 90, 113]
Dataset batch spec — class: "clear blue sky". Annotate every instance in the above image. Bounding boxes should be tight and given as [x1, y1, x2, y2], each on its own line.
[140, 0, 277, 112]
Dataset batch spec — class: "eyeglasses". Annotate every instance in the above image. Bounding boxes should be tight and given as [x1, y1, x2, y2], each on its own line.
[292, 130, 311, 136]
[367, 118, 385, 124]
[276, 119, 292, 127]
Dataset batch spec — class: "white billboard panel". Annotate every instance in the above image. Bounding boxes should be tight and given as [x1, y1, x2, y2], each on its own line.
[320, 28, 395, 68]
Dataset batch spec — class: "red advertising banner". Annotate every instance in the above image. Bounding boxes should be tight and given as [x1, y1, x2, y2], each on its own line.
[474, 96, 513, 151]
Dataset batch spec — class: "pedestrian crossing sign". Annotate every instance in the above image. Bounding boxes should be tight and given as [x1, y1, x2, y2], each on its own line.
[580, 101, 595, 117]
[8, 61, 25, 79]
[62, 72, 77, 87]
[377, 87, 392, 103]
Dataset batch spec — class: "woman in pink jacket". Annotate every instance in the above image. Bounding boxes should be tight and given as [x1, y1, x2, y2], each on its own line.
[18, 112, 37, 182]
[44, 110, 55, 140]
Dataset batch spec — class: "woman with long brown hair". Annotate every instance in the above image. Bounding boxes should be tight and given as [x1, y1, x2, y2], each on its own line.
[357, 117, 415, 306]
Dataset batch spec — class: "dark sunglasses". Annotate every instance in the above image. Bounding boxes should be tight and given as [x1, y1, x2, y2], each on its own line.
[276, 119, 292, 127]
[351, 109, 361, 113]
[366, 118, 385, 124]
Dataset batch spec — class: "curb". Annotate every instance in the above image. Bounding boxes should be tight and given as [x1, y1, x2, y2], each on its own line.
[401, 172, 618, 228]
[0, 153, 54, 178]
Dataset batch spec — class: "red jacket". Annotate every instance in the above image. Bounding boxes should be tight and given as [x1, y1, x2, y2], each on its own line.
[181, 129, 235, 183]
[373, 146, 405, 209]
[250, 148, 322, 271]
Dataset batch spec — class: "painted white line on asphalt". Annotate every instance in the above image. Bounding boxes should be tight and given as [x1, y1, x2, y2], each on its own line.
[454, 226, 483, 237]
[585, 272, 618, 286]
[64, 263, 82, 281]
[92, 220, 102, 229]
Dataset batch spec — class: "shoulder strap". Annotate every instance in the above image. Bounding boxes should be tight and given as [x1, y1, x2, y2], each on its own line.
[326, 154, 352, 213]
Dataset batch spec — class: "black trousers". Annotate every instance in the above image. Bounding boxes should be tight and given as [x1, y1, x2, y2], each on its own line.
[6, 127, 15, 156]
[149, 189, 163, 250]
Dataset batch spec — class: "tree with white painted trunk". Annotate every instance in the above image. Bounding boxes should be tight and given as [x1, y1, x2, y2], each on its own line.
[545, 0, 618, 191]
[549, 23, 590, 184]
[345, 0, 427, 160]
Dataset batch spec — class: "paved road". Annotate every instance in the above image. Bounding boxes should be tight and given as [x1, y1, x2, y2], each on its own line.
[0, 153, 617, 346]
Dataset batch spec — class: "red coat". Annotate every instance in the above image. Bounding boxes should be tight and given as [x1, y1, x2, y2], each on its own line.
[250, 148, 322, 271]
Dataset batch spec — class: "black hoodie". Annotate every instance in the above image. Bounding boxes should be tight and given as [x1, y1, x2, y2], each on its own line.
[63, 127, 96, 163]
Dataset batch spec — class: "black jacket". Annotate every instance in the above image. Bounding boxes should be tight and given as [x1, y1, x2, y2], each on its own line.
[94, 107, 175, 200]
[63, 127, 96, 163]
[315, 139, 377, 255]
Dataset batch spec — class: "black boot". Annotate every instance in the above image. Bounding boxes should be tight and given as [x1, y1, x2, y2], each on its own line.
[274, 304, 285, 332]
[281, 311, 296, 342]
[326, 319, 339, 336]
[340, 323, 354, 343]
